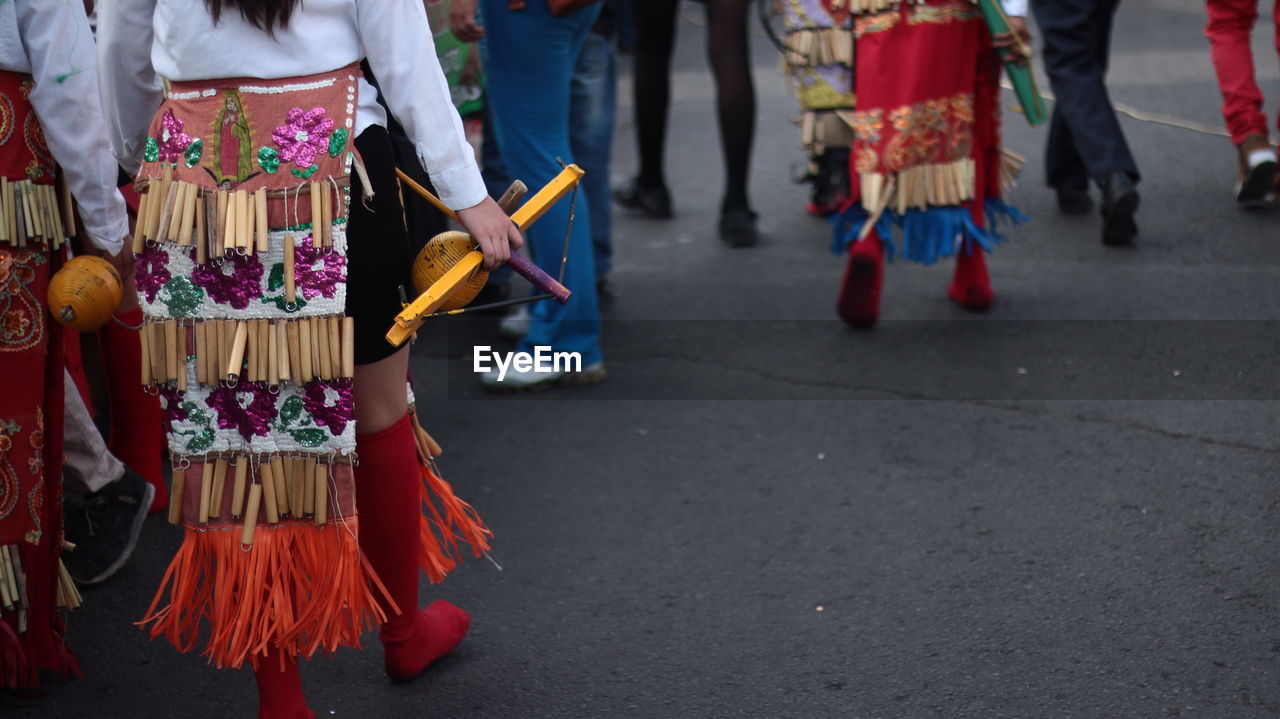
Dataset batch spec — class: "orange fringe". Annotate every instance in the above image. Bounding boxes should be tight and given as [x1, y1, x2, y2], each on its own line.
[137, 518, 391, 670]
[417, 458, 492, 584]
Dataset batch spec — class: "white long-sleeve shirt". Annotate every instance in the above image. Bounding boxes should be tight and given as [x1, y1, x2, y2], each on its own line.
[97, 0, 487, 211]
[0, 0, 129, 254]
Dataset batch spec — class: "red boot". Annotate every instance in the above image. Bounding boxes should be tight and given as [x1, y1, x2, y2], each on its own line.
[948, 243, 994, 311]
[98, 308, 167, 513]
[355, 414, 470, 682]
[836, 232, 884, 327]
[252, 646, 314, 719]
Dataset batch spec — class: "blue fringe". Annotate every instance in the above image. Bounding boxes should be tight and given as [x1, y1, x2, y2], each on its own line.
[829, 198, 1028, 266]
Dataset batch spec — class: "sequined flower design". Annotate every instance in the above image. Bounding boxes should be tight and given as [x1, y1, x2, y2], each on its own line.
[156, 109, 193, 164]
[158, 385, 189, 426]
[191, 253, 264, 310]
[294, 241, 346, 300]
[272, 107, 334, 173]
[2, 309, 30, 340]
[303, 381, 354, 437]
[206, 383, 276, 442]
[134, 244, 171, 303]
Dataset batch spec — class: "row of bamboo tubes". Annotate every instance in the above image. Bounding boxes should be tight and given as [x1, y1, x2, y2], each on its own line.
[0, 178, 72, 248]
[0, 544, 26, 625]
[169, 457, 333, 543]
[134, 172, 338, 303]
[858, 158, 977, 216]
[783, 27, 854, 70]
[140, 315, 355, 386]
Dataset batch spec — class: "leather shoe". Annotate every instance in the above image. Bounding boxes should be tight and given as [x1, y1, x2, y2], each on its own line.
[1099, 171, 1139, 246]
[1055, 185, 1092, 215]
[613, 178, 673, 219]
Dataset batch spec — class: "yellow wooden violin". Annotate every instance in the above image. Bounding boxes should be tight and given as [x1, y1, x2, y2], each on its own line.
[387, 164, 583, 347]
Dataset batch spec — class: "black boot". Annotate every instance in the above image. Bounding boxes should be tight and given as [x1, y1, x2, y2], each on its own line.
[1099, 171, 1139, 246]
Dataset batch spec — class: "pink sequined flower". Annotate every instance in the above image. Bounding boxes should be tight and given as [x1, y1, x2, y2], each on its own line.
[294, 241, 346, 300]
[206, 383, 276, 442]
[158, 385, 188, 426]
[192, 253, 264, 310]
[272, 107, 334, 170]
[302, 380, 354, 436]
[134, 244, 171, 303]
[156, 109, 192, 163]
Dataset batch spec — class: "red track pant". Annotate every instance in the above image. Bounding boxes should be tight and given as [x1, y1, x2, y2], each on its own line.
[1205, 0, 1280, 145]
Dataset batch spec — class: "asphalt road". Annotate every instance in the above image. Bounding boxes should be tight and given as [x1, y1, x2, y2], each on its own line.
[30, 1, 1280, 717]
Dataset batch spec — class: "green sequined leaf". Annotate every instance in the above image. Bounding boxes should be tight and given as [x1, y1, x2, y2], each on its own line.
[182, 402, 212, 427]
[258, 146, 280, 174]
[279, 396, 303, 428]
[161, 277, 205, 317]
[267, 263, 284, 291]
[289, 428, 327, 447]
[290, 164, 319, 180]
[328, 128, 349, 158]
[186, 428, 215, 453]
[263, 294, 306, 313]
[183, 138, 203, 168]
[143, 137, 159, 163]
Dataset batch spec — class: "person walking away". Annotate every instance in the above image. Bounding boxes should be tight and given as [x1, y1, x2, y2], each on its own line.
[1203, 0, 1280, 207]
[1032, 0, 1141, 244]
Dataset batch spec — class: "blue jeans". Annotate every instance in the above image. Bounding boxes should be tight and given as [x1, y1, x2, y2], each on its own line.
[481, 0, 604, 366]
[572, 31, 617, 282]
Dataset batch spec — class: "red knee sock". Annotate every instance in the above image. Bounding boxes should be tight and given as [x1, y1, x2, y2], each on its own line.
[252, 647, 314, 719]
[836, 232, 884, 327]
[355, 413, 470, 682]
[948, 243, 994, 311]
[98, 308, 166, 512]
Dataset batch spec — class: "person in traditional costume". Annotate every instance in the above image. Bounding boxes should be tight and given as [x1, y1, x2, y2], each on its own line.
[98, 1, 517, 716]
[0, 0, 133, 699]
[829, 0, 1030, 326]
[779, 0, 855, 217]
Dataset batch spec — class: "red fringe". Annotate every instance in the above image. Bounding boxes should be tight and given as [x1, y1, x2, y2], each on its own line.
[137, 518, 391, 670]
[417, 459, 492, 584]
[0, 616, 33, 689]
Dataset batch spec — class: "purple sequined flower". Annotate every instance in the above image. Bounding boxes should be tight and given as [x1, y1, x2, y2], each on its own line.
[134, 244, 171, 303]
[206, 383, 276, 442]
[156, 109, 193, 164]
[294, 241, 346, 300]
[158, 385, 188, 426]
[191, 253, 264, 309]
[272, 107, 334, 170]
[303, 380, 354, 436]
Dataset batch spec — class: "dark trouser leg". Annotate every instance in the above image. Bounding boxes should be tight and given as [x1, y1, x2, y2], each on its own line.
[1033, 0, 1139, 184]
[633, 0, 679, 189]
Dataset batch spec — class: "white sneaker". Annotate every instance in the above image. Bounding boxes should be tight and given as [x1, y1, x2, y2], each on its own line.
[480, 361, 607, 393]
[499, 304, 530, 341]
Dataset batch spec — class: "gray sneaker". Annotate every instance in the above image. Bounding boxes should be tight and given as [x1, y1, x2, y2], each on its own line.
[63, 468, 155, 586]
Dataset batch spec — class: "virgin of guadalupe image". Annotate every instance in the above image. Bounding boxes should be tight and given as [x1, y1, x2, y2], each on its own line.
[206, 90, 259, 188]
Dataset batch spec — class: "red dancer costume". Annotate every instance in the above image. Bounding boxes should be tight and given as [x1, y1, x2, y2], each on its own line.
[99, 1, 512, 716]
[829, 0, 1027, 326]
[0, 2, 132, 693]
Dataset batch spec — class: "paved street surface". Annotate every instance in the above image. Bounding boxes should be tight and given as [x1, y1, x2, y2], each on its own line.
[31, 1, 1280, 716]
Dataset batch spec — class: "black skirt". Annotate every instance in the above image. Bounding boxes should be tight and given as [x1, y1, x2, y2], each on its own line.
[345, 126, 416, 366]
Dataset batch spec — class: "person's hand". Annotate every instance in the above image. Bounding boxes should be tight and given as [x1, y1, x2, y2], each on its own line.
[456, 197, 524, 270]
[92, 241, 136, 282]
[992, 16, 1032, 67]
[450, 0, 484, 43]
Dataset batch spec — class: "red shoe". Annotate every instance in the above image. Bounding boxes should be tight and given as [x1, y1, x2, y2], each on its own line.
[948, 244, 994, 311]
[836, 232, 884, 327]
